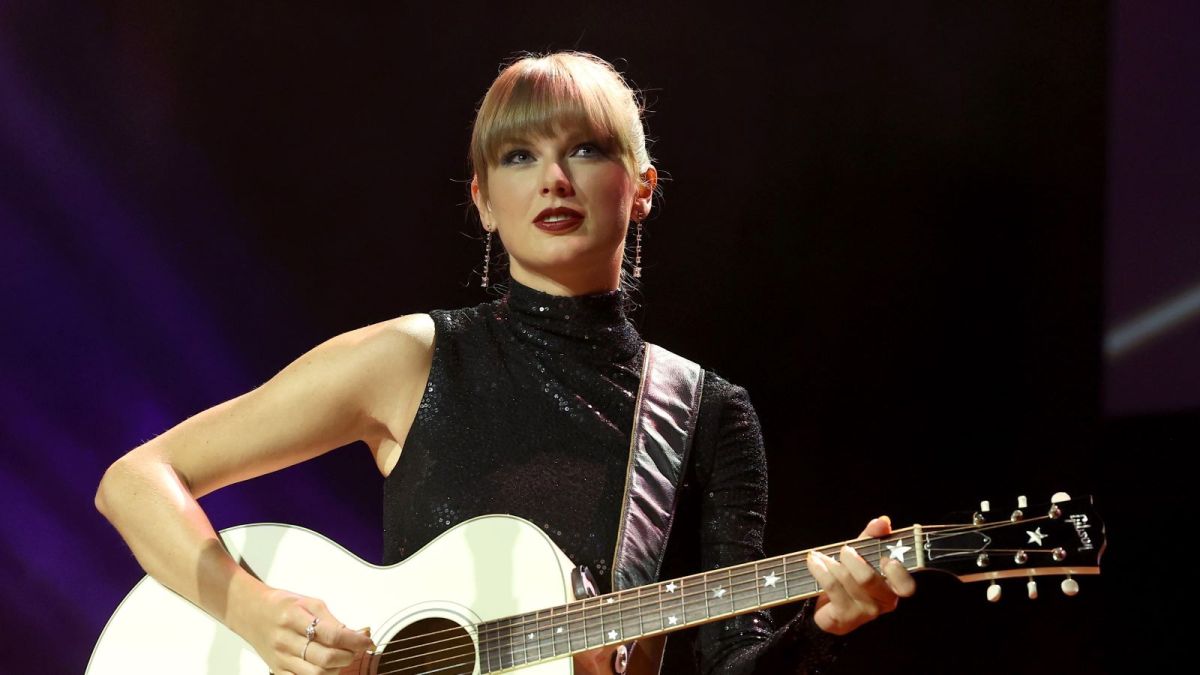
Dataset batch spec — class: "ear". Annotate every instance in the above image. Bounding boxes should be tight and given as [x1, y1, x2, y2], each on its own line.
[632, 166, 657, 221]
[470, 175, 492, 230]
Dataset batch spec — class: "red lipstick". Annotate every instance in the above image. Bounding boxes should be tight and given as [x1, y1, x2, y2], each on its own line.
[533, 207, 584, 232]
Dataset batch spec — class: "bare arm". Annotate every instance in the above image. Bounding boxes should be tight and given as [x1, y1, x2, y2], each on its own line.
[95, 313, 433, 674]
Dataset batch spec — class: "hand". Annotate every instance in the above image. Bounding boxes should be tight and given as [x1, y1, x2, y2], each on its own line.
[807, 515, 916, 636]
[239, 587, 376, 675]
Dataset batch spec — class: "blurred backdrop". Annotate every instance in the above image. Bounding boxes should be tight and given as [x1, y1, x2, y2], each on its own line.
[2, 1, 1196, 672]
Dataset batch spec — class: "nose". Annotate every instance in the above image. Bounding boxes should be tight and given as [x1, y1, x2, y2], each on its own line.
[540, 160, 575, 197]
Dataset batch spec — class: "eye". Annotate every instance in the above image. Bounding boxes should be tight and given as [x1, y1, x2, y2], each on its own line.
[573, 142, 604, 157]
[500, 149, 533, 166]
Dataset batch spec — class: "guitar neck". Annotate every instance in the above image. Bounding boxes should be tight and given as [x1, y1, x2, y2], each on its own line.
[475, 527, 925, 672]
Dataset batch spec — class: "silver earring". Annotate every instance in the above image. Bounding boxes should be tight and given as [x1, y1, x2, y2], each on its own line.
[632, 213, 643, 279]
[481, 228, 493, 287]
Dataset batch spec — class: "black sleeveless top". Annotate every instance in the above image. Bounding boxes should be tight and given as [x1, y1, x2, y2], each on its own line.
[382, 279, 642, 589]
[381, 279, 839, 674]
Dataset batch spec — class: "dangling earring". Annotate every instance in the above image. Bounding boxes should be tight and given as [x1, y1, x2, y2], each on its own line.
[480, 227, 493, 288]
[632, 212, 643, 279]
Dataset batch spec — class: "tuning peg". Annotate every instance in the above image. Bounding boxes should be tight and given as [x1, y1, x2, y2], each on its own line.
[1052, 547, 1067, 561]
[1014, 550, 1028, 565]
[987, 582, 1002, 602]
[1026, 579, 1038, 600]
[975, 500, 990, 525]
[1018, 495, 1028, 508]
[1061, 577, 1080, 597]
[1051, 492, 1071, 503]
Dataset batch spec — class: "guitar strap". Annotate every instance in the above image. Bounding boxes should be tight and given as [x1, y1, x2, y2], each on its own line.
[611, 342, 705, 592]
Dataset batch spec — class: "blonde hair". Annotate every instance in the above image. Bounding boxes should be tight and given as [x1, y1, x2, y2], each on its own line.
[469, 51, 652, 205]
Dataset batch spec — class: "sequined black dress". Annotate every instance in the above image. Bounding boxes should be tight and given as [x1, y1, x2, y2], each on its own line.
[382, 280, 838, 674]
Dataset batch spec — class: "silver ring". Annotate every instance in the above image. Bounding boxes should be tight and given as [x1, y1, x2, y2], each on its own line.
[302, 617, 320, 661]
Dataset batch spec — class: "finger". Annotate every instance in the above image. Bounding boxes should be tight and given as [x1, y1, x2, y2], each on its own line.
[808, 550, 852, 609]
[328, 624, 376, 654]
[840, 545, 899, 610]
[857, 515, 892, 540]
[881, 559, 917, 598]
[821, 547, 886, 611]
[292, 634, 356, 670]
[302, 603, 376, 654]
[280, 653, 339, 675]
[284, 608, 357, 671]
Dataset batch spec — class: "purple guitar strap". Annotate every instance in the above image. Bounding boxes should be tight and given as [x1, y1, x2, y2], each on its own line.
[611, 342, 705, 593]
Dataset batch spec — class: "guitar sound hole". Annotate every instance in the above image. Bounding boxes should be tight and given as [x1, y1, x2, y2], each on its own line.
[377, 617, 475, 675]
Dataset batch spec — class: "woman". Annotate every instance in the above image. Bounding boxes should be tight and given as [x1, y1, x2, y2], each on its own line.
[96, 51, 914, 675]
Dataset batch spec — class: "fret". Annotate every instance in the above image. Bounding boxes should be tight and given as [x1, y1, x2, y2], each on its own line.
[758, 559, 787, 605]
[681, 575, 702, 624]
[500, 616, 517, 670]
[614, 590, 624, 643]
[478, 620, 494, 674]
[704, 568, 734, 618]
[550, 605, 569, 657]
[732, 565, 758, 612]
[516, 612, 530, 668]
[583, 597, 604, 648]
[480, 619, 494, 667]
[635, 587, 646, 636]
[620, 588, 643, 639]
[754, 561, 763, 609]
[535, 608, 551, 660]
[568, 600, 586, 652]
[655, 580, 666, 633]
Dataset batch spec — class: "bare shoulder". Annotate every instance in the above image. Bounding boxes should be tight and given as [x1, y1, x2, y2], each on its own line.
[322, 313, 435, 423]
[326, 314, 436, 476]
[329, 313, 434, 370]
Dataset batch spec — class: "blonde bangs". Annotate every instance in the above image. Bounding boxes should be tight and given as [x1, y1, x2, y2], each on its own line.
[470, 52, 648, 198]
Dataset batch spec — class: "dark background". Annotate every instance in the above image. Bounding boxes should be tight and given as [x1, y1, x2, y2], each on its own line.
[2, 1, 1196, 673]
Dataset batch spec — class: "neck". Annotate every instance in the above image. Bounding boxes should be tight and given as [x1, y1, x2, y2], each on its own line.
[508, 259, 622, 297]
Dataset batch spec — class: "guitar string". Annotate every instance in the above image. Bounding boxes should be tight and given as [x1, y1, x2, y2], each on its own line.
[368, 556, 842, 675]
[366, 517, 1054, 660]
[366, 517, 1072, 669]
[372, 542, 1077, 675]
[365, 515, 1075, 668]
[369, 546, 857, 664]
[374, 530, 999, 675]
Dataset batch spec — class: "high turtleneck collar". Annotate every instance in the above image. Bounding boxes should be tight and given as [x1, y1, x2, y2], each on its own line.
[500, 278, 643, 363]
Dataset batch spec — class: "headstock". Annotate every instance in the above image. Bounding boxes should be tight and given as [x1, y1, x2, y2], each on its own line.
[915, 492, 1104, 601]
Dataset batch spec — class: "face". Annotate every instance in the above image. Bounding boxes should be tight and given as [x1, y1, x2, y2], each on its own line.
[472, 125, 654, 295]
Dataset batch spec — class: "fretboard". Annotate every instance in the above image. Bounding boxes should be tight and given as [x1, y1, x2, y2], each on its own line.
[475, 528, 925, 672]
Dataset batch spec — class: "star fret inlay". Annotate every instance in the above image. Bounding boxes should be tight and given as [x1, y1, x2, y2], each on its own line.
[762, 571, 780, 588]
[664, 582, 678, 593]
[886, 539, 912, 563]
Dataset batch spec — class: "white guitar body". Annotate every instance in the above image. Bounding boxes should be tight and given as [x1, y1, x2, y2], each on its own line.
[88, 515, 609, 675]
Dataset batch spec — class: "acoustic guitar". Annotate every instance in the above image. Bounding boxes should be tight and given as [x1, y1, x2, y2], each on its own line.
[87, 492, 1103, 674]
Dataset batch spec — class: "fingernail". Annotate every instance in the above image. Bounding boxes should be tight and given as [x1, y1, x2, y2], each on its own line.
[842, 544, 862, 560]
[357, 627, 371, 636]
[808, 551, 829, 571]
